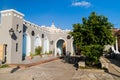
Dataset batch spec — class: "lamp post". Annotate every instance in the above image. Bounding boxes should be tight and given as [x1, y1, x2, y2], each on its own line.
[9, 28, 14, 36]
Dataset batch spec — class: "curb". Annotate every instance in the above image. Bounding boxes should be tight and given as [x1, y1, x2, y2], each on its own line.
[9, 57, 59, 69]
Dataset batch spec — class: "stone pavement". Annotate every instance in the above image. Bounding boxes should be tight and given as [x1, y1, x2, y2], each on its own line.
[0, 56, 59, 74]
[102, 57, 120, 80]
[0, 59, 75, 80]
[72, 69, 114, 80]
[22, 56, 57, 64]
[0, 59, 119, 80]
[9, 56, 59, 68]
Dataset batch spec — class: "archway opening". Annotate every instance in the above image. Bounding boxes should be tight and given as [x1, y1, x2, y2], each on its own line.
[56, 39, 66, 56]
[22, 33, 31, 60]
[43, 37, 49, 53]
[34, 36, 41, 49]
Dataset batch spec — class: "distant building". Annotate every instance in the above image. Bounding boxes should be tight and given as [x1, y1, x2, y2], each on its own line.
[0, 9, 74, 64]
[106, 28, 120, 60]
[113, 28, 120, 53]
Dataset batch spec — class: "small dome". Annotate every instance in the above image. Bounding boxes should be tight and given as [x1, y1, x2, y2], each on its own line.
[51, 22, 56, 28]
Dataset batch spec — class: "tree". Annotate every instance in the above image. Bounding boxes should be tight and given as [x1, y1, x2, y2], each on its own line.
[70, 12, 115, 66]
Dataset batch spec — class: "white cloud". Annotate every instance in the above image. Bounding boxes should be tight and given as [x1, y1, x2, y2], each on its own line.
[72, 1, 91, 8]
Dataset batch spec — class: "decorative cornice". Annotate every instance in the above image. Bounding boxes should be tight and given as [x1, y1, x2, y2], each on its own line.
[1, 9, 24, 16]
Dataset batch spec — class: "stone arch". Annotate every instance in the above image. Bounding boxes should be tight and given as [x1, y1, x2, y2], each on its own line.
[55, 38, 67, 56]
[43, 36, 49, 53]
[22, 32, 31, 57]
[34, 34, 42, 49]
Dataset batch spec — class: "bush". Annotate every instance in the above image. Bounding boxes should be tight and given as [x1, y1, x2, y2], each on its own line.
[30, 52, 34, 58]
[49, 51, 52, 54]
[44, 52, 47, 54]
[81, 45, 103, 66]
[35, 46, 42, 55]
[0, 64, 9, 68]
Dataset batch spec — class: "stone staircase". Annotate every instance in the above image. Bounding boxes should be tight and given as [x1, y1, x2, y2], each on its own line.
[100, 57, 120, 79]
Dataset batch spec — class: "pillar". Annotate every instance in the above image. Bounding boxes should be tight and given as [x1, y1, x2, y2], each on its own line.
[115, 36, 119, 53]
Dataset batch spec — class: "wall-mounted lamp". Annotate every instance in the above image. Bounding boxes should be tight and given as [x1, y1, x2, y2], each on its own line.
[17, 27, 21, 33]
[9, 28, 14, 36]
[16, 24, 21, 33]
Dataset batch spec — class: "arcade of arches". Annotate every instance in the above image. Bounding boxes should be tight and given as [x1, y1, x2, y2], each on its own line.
[22, 34, 73, 58]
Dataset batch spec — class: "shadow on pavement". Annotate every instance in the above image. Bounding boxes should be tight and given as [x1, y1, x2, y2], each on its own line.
[105, 53, 120, 67]
[105, 70, 120, 78]
[60, 55, 85, 70]
[10, 66, 20, 73]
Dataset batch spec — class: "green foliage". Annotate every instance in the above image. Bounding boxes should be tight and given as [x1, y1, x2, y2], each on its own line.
[35, 46, 42, 55]
[45, 51, 49, 54]
[0, 64, 9, 68]
[70, 12, 115, 46]
[30, 52, 34, 58]
[81, 45, 103, 65]
[49, 51, 52, 54]
[44, 51, 53, 55]
[70, 12, 115, 66]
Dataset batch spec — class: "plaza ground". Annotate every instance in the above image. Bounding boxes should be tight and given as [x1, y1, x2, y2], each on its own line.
[0, 57, 120, 80]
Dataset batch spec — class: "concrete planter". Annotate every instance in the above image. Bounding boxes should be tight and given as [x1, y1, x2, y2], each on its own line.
[78, 61, 85, 68]
[48, 54, 53, 57]
[41, 54, 48, 58]
[25, 56, 33, 60]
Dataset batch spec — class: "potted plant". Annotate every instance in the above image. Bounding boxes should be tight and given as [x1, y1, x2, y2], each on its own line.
[35, 46, 42, 57]
[48, 51, 53, 56]
[28, 52, 34, 60]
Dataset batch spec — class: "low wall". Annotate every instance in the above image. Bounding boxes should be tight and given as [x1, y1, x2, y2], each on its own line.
[100, 56, 120, 74]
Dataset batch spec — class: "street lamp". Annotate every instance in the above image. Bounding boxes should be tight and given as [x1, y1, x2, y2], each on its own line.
[9, 28, 14, 36]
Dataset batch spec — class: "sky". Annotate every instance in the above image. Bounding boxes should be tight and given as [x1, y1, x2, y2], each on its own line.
[0, 0, 120, 30]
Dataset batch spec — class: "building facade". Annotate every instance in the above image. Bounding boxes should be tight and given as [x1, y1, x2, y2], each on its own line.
[0, 9, 74, 64]
[111, 29, 120, 60]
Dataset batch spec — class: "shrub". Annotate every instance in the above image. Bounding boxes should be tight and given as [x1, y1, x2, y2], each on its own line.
[35, 46, 42, 55]
[49, 51, 52, 54]
[0, 64, 9, 68]
[30, 52, 34, 58]
[81, 45, 103, 66]
[45, 51, 49, 55]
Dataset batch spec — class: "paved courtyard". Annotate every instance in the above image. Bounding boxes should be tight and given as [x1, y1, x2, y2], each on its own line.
[0, 59, 120, 80]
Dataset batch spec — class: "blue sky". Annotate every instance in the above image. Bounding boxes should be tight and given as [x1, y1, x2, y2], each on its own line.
[0, 0, 120, 30]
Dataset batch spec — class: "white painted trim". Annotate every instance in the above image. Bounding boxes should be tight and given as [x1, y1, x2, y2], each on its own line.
[8, 13, 11, 15]
[1, 9, 24, 16]
[23, 20, 40, 28]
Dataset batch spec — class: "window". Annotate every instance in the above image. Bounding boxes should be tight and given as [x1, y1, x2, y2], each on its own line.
[31, 31, 35, 36]
[16, 43, 18, 52]
[42, 34, 44, 38]
[67, 35, 71, 39]
[16, 24, 19, 31]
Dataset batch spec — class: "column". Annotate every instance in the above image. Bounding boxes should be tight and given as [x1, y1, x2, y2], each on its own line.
[115, 36, 119, 53]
